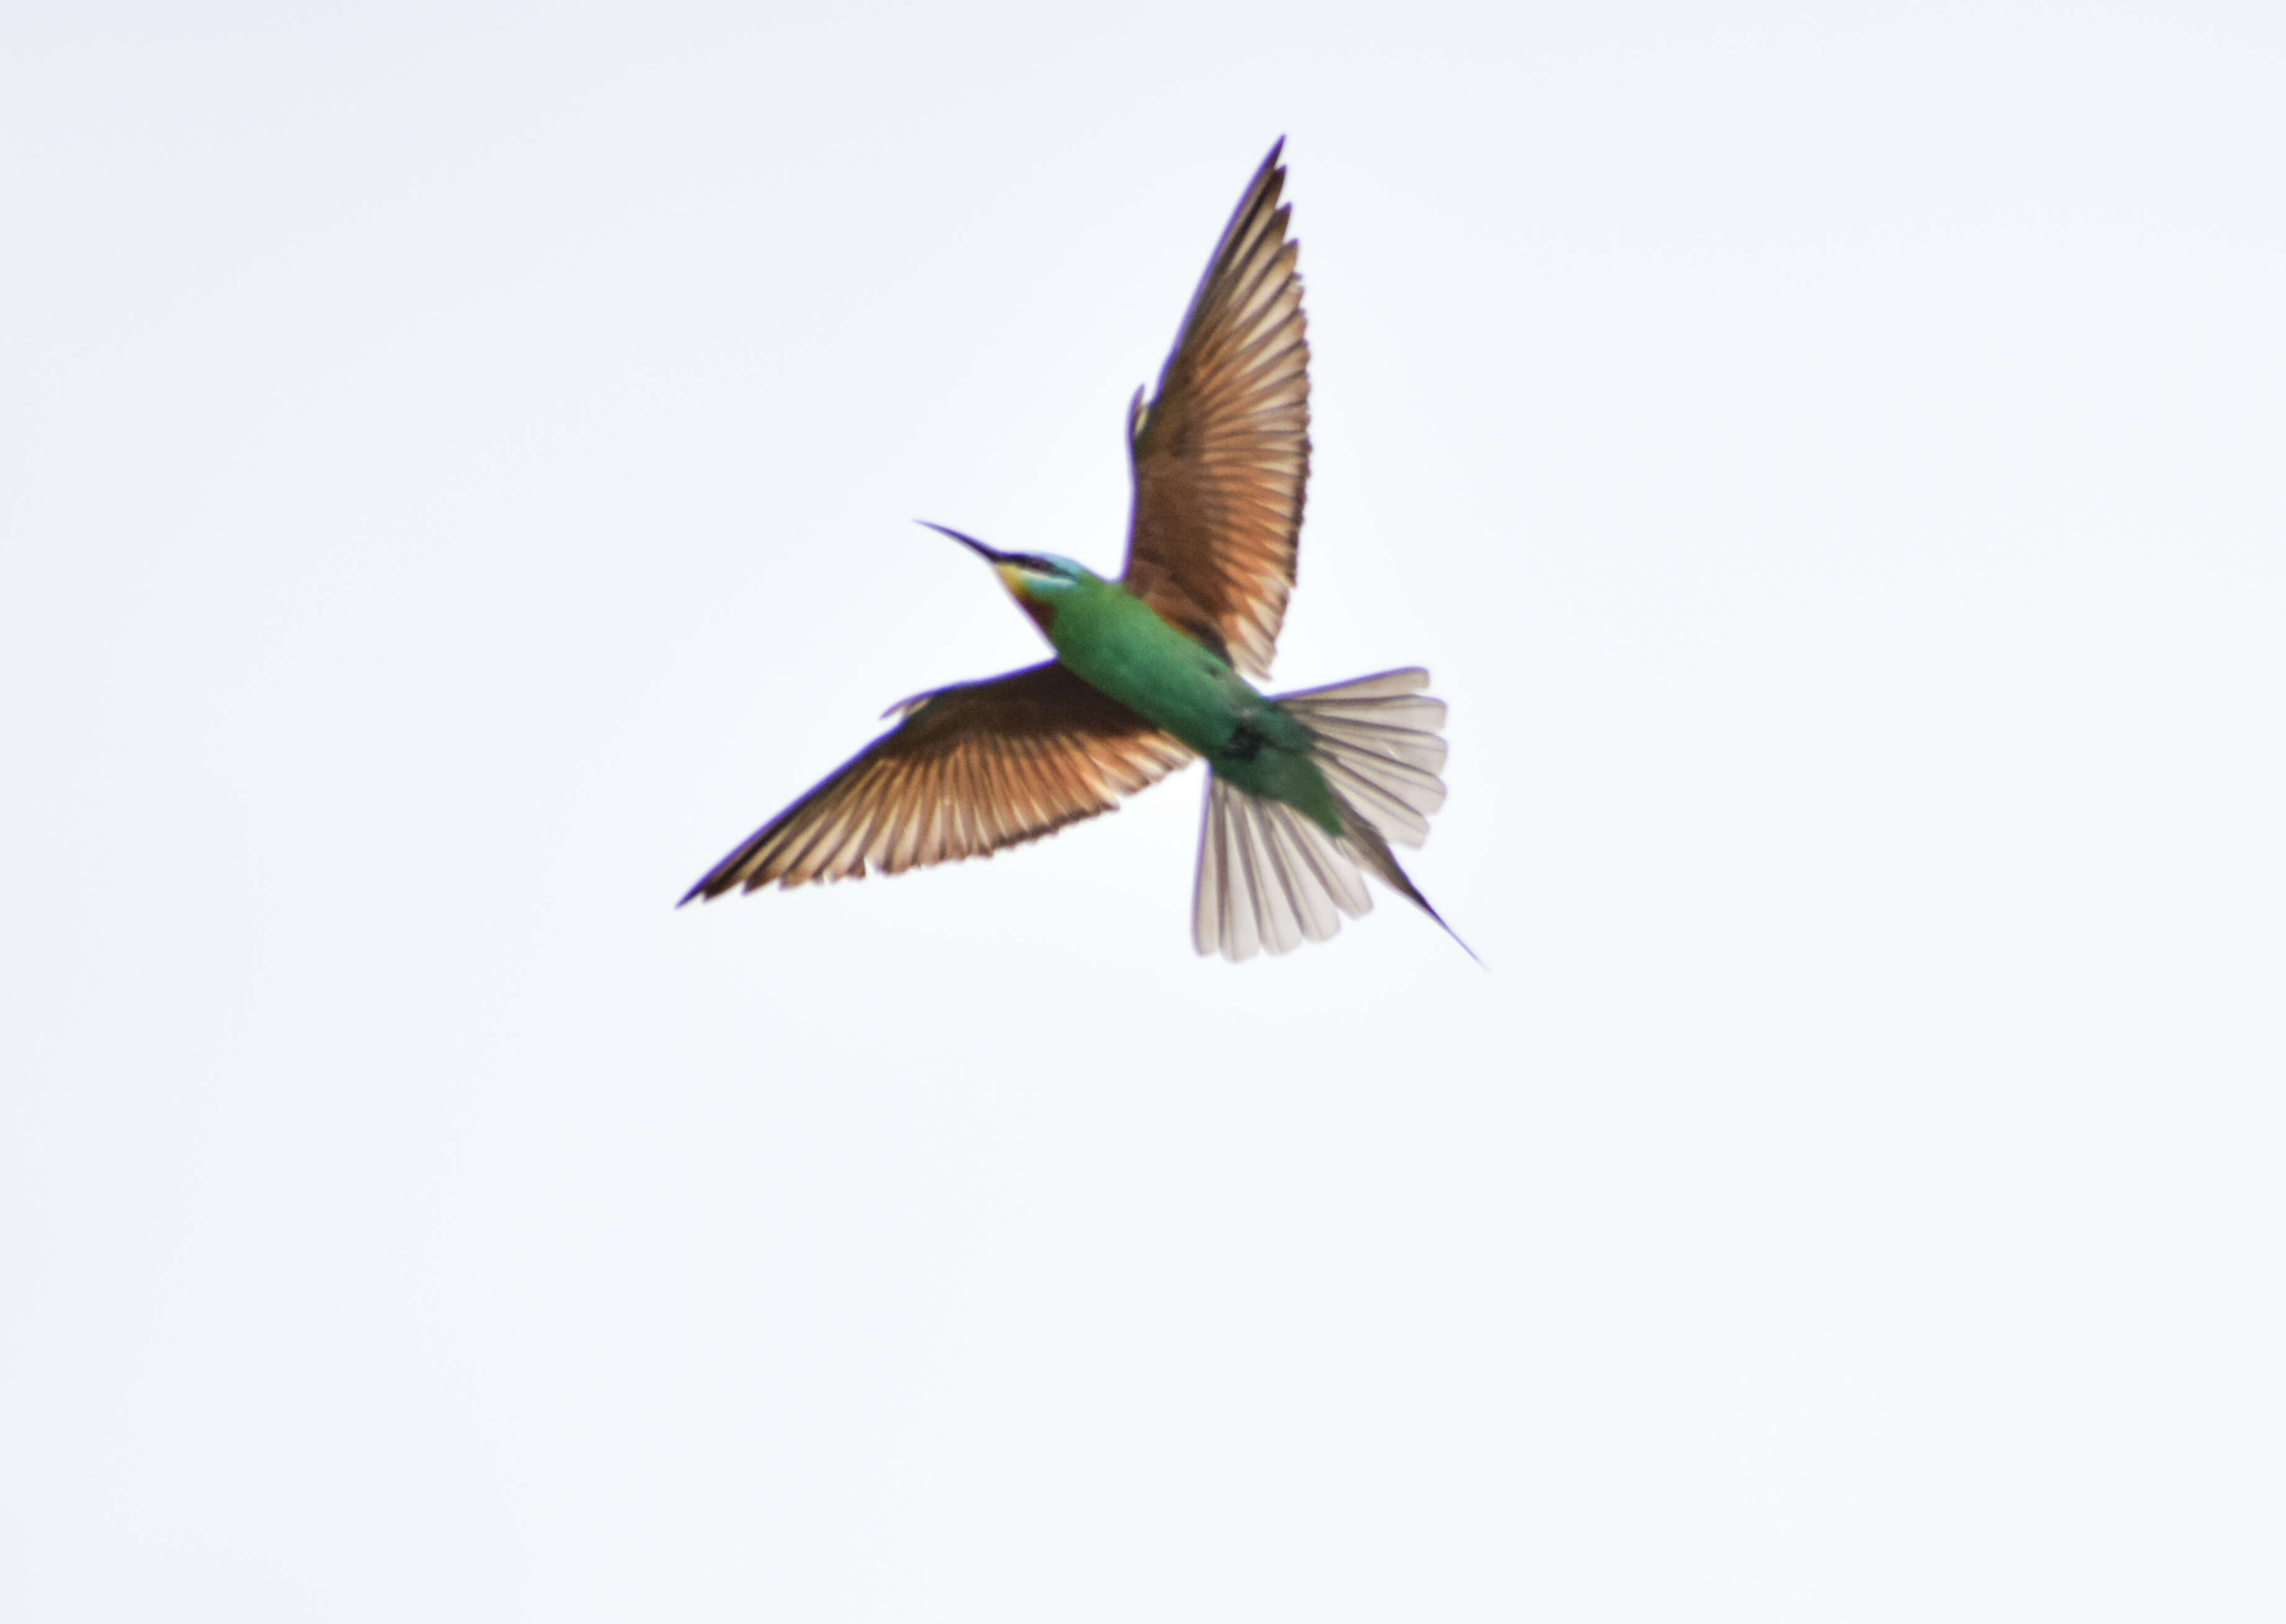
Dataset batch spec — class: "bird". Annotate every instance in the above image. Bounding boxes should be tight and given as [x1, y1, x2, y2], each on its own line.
[681, 140, 1468, 961]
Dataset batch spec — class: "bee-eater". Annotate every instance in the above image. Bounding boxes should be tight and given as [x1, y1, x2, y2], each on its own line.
[682, 141, 1467, 960]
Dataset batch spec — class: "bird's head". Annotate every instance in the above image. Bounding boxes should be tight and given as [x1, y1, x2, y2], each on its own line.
[922, 521, 1090, 633]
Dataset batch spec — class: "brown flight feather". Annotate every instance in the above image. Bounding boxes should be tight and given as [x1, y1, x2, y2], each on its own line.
[680, 662, 1193, 900]
[1121, 139, 1310, 679]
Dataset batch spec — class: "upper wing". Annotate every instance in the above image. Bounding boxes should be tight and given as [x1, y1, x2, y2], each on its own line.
[680, 662, 1193, 899]
[1121, 140, 1310, 680]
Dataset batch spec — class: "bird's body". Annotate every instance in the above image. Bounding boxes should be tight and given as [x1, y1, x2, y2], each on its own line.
[988, 553, 1340, 832]
[684, 142, 1467, 959]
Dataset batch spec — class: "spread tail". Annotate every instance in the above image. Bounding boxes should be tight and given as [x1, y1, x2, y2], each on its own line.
[1191, 668, 1476, 962]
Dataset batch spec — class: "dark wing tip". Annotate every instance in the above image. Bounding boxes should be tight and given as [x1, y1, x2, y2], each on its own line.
[678, 845, 757, 905]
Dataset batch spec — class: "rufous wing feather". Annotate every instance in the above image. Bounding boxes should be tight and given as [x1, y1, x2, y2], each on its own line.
[1122, 140, 1310, 679]
[681, 662, 1193, 900]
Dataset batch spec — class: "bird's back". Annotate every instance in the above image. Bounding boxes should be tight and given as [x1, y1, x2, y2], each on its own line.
[1042, 571, 1339, 831]
[1039, 572, 1263, 755]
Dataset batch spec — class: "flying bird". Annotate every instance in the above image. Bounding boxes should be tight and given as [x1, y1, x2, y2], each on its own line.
[682, 141, 1467, 960]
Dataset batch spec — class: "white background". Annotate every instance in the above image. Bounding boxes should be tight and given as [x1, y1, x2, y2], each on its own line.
[6, 2, 2280, 1618]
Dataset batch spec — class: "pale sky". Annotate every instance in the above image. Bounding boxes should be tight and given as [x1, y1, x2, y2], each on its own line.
[5, 2, 2281, 1618]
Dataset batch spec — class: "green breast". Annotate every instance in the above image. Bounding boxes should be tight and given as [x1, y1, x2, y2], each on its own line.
[1043, 575, 1338, 830]
[1043, 577, 1259, 753]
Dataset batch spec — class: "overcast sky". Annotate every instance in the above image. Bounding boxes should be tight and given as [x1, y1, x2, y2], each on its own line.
[5, 2, 2281, 1618]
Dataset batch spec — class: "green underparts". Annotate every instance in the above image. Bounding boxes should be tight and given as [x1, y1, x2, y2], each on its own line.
[1030, 570, 1347, 838]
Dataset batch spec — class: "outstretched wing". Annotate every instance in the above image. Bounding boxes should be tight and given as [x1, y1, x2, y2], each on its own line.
[1121, 140, 1310, 680]
[680, 662, 1193, 899]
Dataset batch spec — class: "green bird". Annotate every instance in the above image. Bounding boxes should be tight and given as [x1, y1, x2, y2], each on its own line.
[682, 141, 1467, 960]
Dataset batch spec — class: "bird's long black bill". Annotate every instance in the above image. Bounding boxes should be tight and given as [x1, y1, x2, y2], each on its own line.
[917, 520, 1002, 562]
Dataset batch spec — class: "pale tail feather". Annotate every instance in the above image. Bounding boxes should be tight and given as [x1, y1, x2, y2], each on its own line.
[1279, 667, 1449, 849]
[1193, 777, 1374, 960]
[1192, 668, 1474, 961]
